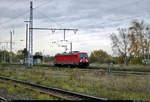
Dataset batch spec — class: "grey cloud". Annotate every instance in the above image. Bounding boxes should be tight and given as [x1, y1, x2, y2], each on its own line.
[1, 0, 150, 35]
[38, 0, 150, 31]
[1, 0, 150, 30]
[0, 7, 27, 19]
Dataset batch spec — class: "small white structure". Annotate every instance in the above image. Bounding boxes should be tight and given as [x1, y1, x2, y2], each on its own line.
[33, 58, 41, 65]
[18, 59, 24, 64]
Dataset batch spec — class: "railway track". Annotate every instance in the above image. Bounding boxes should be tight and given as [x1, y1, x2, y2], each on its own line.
[35, 64, 150, 73]
[4, 63, 150, 72]
[0, 76, 107, 101]
[36, 65, 150, 76]
[0, 96, 7, 102]
[2, 64, 150, 76]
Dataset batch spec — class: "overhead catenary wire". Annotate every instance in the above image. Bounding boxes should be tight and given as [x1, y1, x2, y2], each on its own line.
[0, 0, 51, 29]
[34, 8, 65, 28]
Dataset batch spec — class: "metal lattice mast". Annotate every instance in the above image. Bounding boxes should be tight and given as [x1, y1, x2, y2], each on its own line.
[29, 0, 33, 67]
[26, 24, 28, 52]
[148, 29, 150, 63]
[24, 21, 29, 66]
[9, 30, 13, 64]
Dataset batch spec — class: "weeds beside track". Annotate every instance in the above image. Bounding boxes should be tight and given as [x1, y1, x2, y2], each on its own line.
[0, 76, 107, 101]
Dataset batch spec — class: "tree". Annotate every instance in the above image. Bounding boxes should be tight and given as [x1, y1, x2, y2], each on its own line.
[110, 28, 129, 65]
[111, 19, 150, 65]
[128, 20, 150, 64]
[16, 48, 27, 60]
[90, 49, 115, 63]
[35, 52, 42, 56]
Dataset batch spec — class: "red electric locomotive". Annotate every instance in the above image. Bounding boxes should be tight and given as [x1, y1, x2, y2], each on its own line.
[54, 51, 89, 67]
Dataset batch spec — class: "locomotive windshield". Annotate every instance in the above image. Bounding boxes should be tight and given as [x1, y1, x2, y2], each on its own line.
[80, 54, 88, 58]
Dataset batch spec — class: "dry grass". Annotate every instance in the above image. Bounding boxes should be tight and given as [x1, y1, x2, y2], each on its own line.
[90, 63, 150, 72]
[0, 79, 57, 100]
[0, 64, 150, 100]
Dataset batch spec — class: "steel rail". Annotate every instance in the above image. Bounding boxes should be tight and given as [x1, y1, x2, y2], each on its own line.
[26, 87, 69, 100]
[0, 96, 7, 102]
[0, 76, 107, 101]
[0, 79, 67, 100]
[36, 64, 150, 73]
[1, 64, 150, 76]
[9, 64, 150, 76]
[7, 63, 150, 74]
[35, 65, 150, 76]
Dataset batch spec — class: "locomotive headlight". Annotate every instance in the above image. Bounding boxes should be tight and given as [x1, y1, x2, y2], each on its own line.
[86, 59, 88, 62]
[80, 59, 82, 62]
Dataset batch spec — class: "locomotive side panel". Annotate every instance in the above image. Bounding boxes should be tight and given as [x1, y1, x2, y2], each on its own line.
[55, 55, 75, 65]
[72, 54, 79, 65]
[63, 55, 74, 64]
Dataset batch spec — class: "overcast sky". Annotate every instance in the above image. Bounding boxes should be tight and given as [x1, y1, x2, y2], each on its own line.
[0, 0, 150, 56]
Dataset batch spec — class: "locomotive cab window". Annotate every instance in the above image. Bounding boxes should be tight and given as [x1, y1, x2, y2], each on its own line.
[80, 54, 88, 58]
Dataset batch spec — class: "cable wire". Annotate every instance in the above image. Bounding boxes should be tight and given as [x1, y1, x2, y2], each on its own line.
[0, 0, 51, 29]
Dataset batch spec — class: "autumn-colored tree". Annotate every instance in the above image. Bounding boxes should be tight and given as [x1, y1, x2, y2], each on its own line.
[128, 20, 150, 64]
[111, 20, 150, 65]
[90, 49, 115, 63]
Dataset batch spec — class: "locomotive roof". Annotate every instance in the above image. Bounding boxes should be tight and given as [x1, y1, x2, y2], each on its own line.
[56, 51, 87, 56]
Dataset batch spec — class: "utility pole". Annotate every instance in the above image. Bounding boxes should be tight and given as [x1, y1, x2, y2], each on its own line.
[26, 23, 28, 65]
[9, 30, 13, 64]
[2, 45, 6, 63]
[1, 45, 3, 63]
[4, 45, 6, 62]
[28, 0, 33, 67]
[24, 21, 29, 65]
[70, 42, 72, 53]
[64, 30, 66, 41]
[148, 31, 150, 64]
[26, 23, 28, 52]
[24, 21, 30, 67]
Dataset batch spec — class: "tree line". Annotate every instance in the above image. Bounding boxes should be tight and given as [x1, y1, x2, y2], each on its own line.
[0, 48, 53, 63]
[90, 20, 150, 65]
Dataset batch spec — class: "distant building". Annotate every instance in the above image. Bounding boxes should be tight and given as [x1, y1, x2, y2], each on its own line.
[17, 59, 24, 64]
[33, 55, 43, 65]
